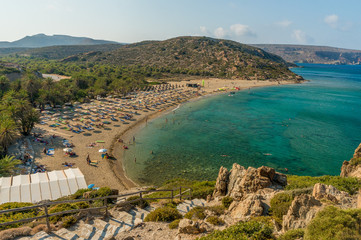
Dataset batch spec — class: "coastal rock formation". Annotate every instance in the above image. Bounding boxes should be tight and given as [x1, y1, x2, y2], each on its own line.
[312, 183, 353, 206]
[178, 219, 209, 234]
[229, 194, 264, 221]
[213, 166, 230, 198]
[213, 163, 287, 200]
[340, 143, 361, 178]
[282, 194, 322, 232]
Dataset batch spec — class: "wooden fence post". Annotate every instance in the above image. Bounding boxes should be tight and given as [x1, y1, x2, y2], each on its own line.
[43, 204, 51, 233]
[171, 190, 174, 201]
[104, 198, 108, 218]
[179, 187, 182, 200]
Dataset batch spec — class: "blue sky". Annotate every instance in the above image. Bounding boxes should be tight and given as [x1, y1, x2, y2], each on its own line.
[1, 0, 361, 49]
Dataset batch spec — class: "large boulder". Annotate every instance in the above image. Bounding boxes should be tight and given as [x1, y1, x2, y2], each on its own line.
[213, 166, 230, 198]
[213, 163, 287, 200]
[312, 183, 353, 207]
[282, 194, 322, 232]
[229, 194, 264, 221]
[340, 143, 361, 178]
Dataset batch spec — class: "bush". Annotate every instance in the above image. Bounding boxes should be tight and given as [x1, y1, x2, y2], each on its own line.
[286, 175, 361, 195]
[169, 219, 181, 229]
[221, 196, 233, 209]
[350, 157, 361, 166]
[144, 207, 182, 222]
[0, 202, 39, 230]
[184, 207, 206, 220]
[279, 229, 305, 240]
[304, 206, 361, 240]
[0, 227, 32, 240]
[61, 216, 77, 228]
[71, 188, 92, 199]
[48, 203, 77, 223]
[207, 205, 225, 216]
[269, 193, 293, 221]
[198, 220, 274, 240]
[126, 196, 150, 209]
[206, 216, 225, 226]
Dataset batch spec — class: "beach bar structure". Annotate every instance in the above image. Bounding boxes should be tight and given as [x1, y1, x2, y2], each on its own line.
[0, 168, 87, 204]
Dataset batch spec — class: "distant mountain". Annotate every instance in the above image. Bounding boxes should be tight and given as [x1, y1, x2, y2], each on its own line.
[64, 36, 301, 81]
[0, 34, 119, 48]
[252, 44, 361, 65]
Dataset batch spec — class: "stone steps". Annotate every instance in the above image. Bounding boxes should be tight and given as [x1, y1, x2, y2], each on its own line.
[16, 199, 207, 239]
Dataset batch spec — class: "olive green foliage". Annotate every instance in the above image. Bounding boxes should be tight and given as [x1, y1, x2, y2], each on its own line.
[48, 203, 87, 223]
[126, 196, 150, 209]
[61, 216, 77, 228]
[206, 205, 225, 216]
[222, 196, 234, 209]
[169, 219, 181, 229]
[0, 202, 39, 230]
[206, 216, 225, 226]
[144, 207, 182, 222]
[269, 193, 293, 221]
[350, 157, 361, 166]
[71, 188, 92, 199]
[286, 175, 361, 195]
[304, 206, 361, 240]
[279, 229, 305, 240]
[145, 178, 215, 201]
[198, 220, 275, 240]
[0, 155, 21, 177]
[184, 207, 206, 220]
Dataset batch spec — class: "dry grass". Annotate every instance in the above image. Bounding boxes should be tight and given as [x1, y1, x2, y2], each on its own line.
[0, 226, 32, 240]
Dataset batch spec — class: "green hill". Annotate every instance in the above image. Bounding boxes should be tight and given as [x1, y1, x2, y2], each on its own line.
[64, 36, 300, 81]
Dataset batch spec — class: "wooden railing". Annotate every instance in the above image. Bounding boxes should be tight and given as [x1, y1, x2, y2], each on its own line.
[0, 187, 192, 232]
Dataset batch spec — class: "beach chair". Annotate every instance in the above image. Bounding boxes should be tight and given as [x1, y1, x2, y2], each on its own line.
[90, 160, 98, 166]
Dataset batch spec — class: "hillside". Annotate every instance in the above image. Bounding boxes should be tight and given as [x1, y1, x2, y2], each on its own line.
[0, 34, 118, 48]
[252, 44, 361, 65]
[65, 36, 301, 80]
[15, 44, 123, 59]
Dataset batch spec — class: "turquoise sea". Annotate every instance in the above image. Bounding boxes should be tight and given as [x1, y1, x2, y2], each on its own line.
[123, 64, 361, 186]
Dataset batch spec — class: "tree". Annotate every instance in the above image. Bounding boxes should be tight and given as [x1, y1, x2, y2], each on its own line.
[0, 114, 17, 156]
[0, 155, 21, 177]
[0, 75, 10, 97]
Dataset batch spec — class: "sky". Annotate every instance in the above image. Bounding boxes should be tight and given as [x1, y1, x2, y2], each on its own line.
[1, 0, 361, 50]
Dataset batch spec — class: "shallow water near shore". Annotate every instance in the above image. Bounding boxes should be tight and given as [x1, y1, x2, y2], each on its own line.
[123, 64, 361, 186]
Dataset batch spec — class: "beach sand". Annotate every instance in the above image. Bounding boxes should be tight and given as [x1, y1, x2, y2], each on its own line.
[9, 78, 297, 191]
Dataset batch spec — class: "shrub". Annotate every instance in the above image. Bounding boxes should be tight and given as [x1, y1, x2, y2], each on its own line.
[71, 188, 92, 199]
[0, 202, 39, 230]
[184, 207, 206, 220]
[198, 220, 274, 240]
[304, 206, 361, 240]
[48, 203, 77, 223]
[126, 196, 150, 209]
[61, 216, 77, 228]
[286, 175, 361, 195]
[207, 205, 225, 216]
[206, 216, 225, 226]
[279, 229, 305, 240]
[350, 157, 361, 166]
[269, 193, 293, 221]
[0, 227, 32, 240]
[169, 219, 181, 229]
[221, 196, 233, 209]
[144, 207, 182, 222]
[160, 200, 178, 209]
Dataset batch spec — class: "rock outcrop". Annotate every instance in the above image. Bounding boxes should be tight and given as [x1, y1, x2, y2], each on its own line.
[178, 219, 210, 234]
[340, 143, 361, 178]
[312, 183, 353, 207]
[212, 163, 287, 200]
[282, 194, 322, 232]
[228, 194, 264, 221]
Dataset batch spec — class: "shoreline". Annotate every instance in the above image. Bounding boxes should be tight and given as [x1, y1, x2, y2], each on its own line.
[111, 79, 301, 188]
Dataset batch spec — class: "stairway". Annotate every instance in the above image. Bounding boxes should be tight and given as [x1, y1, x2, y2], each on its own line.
[16, 199, 206, 240]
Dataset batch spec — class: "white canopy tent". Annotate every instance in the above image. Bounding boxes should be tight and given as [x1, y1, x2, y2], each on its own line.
[0, 168, 88, 204]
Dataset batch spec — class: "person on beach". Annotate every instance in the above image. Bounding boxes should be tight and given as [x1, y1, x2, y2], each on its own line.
[43, 147, 47, 154]
[86, 154, 90, 165]
[134, 157, 136, 163]
[133, 136, 135, 143]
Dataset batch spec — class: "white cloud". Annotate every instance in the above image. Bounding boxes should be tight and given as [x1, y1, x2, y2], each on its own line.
[324, 14, 339, 28]
[230, 24, 255, 37]
[200, 26, 207, 34]
[276, 20, 292, 27]
[292, 29, 307, 44]
[214, 27, 226, 38]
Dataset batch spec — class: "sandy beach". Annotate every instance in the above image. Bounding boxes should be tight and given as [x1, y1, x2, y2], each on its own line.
[8, 78, 297, 191]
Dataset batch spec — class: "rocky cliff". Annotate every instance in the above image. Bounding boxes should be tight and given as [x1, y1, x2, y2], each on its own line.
[340, 143, 361, 178]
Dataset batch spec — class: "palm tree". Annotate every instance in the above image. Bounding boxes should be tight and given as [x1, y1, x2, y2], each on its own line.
[0, 114, 17, 155]
[0, 155, 21, 177]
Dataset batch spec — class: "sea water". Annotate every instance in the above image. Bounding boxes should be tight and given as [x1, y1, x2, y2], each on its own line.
[123, 64, 361, 186]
